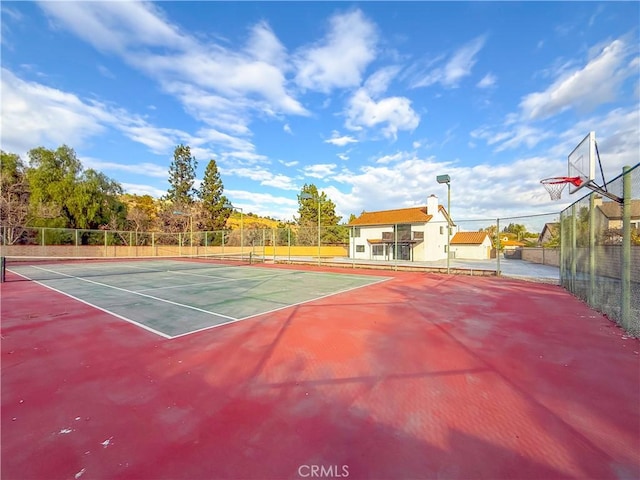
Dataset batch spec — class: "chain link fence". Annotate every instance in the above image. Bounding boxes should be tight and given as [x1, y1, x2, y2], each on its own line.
[2, 167, 637, 334]
[560, 164, 639, 336]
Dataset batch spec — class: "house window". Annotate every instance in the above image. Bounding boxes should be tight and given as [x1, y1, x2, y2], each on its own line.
[394, 224, 411, 242]
[440, 226, 444, 235]
[372, 245, 384, 256]
[356, 245, 365, 253]
[413, 231, 424, 240]
[444, 245, 448, 252]
[351, 227, 361, 238]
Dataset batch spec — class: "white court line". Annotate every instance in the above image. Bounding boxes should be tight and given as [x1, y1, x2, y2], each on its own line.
[11, 265, 392, 341]
[7, 269, 172, 339]
[138, 270, 301, 292]
[26, 265, 238, 321]
[169, 275, 393, 339]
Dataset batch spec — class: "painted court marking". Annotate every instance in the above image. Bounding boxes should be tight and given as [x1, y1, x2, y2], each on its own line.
[137, 270, 302, 292]
[169, 275, 393, 339]
[8, 269, 173, 339]
[9, 265, 392, 339]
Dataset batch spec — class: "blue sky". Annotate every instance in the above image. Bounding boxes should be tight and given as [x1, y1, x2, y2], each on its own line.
[1, 1, 638, 223]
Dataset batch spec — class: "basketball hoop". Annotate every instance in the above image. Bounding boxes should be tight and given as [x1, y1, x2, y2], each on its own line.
[540, 177, 582, 201]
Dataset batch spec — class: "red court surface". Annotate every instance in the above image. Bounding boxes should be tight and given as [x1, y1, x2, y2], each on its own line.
[2, 264, 639, 479]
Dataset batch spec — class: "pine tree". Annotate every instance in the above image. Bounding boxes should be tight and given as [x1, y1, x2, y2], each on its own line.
[296, 183, 343, 245]
[165, 144, 197, 205]
[198, 158, 231, 230]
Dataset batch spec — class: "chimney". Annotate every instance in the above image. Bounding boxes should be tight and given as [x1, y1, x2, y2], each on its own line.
[427, 194, 438, 215]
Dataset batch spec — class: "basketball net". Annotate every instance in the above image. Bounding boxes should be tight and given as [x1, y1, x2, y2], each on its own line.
[540, 177, 582, 201]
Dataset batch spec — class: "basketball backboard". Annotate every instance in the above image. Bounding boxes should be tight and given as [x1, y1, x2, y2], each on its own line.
[567, 132, 596, 194]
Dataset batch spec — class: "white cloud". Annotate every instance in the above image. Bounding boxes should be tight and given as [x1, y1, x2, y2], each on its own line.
[224, 190, 299, 220]
[520, 39, 633, 120]
[39, 1, 192, 55]
[477, 73, 496, 89]
[82, 158, 168, 178]
[471, 125, 552, 153]
[345, 89, 420, 140]
[329, 150, 570, 222]
[38, 0, 309, 134]
[375, 152, 410, 164]
[0, 68, 107, 154]
[363, 66, 402, 96]
[244, 21, 288, 68]
[97, 64, 116, 79]
[222, 166, 299, 191]
[1, 5, 23, 22]
[293, 9, 378, 93]
[279, 160, 299, 167]
[471, 37, 639, 166]
[119, 125, 186, 154]
[220, 150, 269, 165]
[0, 67, 265, 170]
[283, 124, 293, 135]
[325, 130, 358, 147]
[412, 35, 487, 88]
[303, 163, 337, 179]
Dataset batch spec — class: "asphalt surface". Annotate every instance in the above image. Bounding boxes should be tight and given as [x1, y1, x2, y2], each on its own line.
[273, 256, 561, 283]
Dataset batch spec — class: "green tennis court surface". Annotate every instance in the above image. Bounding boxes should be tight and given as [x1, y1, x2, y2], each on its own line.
[8, 259, 389, 338]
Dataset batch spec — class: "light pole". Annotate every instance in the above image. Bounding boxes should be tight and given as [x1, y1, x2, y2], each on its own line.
[173, 210, 193, 251]
[436, 174, 451, 274]
[300, 192, 322, 265]
[224, 203, 243, 258]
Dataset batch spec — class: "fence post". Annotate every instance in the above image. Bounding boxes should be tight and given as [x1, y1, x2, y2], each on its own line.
[262, 229, 266, 262]
[621, 166, 631, 330]
[589, 193, 596, 306]
[496, 218, 501, 276]
[571, 204, 577, 291]
[394, 224, 398, 271]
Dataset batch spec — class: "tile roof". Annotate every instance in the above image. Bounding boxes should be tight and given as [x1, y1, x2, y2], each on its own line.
[597, 200, 640, 219]
[348, 206, 434, 226]
[450, 231, 489, 245]
[501, 240, 526, 247]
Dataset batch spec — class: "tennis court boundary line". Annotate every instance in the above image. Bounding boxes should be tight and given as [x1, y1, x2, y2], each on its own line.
[169, 275, 393, 340]
[9, 266, 393, 340]
[7, 269, 173, 339]
[27, 265, 238, 321]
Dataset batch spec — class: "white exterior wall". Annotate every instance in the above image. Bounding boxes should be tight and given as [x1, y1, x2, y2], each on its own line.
[349, 217, 455, 261]
[452, 239, 492, 260]
[350, 225, 390, 260]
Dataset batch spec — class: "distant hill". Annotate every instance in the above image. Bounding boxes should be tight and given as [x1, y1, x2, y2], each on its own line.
[225, 212, 285, 230]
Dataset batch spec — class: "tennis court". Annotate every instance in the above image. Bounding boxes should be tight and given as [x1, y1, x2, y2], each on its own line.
[4, 256, 389, 338]
[1, 259, 639, 479]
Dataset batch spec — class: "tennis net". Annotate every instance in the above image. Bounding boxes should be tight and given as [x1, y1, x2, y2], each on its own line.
[1, 252, 257, 283]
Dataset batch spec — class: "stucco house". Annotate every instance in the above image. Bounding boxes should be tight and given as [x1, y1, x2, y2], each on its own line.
[595, 199, 640, 230]
[348, 195, 455, 262]
[450, 231, 492, 260]
[594, 198, 640, 244]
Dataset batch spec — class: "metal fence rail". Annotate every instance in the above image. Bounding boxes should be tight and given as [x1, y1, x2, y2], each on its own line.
[2, 167, 637, 335]
[560, 164, 639, 336]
